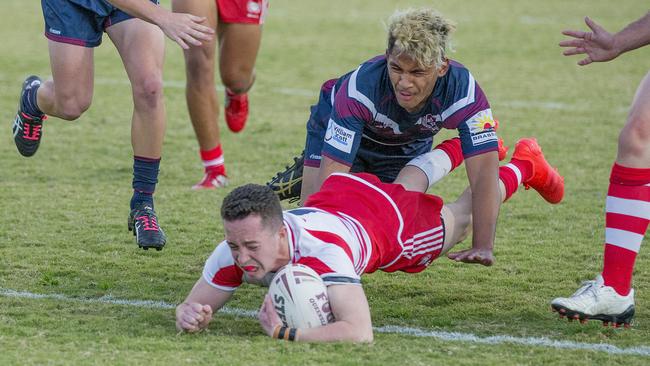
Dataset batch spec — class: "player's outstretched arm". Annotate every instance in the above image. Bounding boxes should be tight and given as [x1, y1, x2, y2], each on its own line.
[258, 284, 373, 342]
[106, 0, 214, 49]
[453, 152, 499, 266]
[176, 277, 234, 332]
[560, 13, 650, 66]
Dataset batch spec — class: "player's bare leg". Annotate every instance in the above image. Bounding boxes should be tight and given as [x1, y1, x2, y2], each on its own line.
[552, 73, 650, 328]
[173, 0, 227, 189]
[108, 18, 167, 250]
[617, 72, 650, 168]
[218, 22, 261, 132]
[440, 138, 564, 255]
[300, 166, 320, 205]
[12, 41, 94, 156]
[38, 42, 94, 120]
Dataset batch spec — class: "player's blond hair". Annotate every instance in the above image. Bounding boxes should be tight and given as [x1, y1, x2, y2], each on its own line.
[386, 8, 456, 68]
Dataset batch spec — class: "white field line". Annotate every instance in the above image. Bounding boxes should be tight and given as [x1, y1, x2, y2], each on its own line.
[2, 288, 650, 356]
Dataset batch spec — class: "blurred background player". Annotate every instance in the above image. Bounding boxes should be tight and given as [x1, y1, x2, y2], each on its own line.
[175, 137, 564, 340]
[172, 0, 268, 189]
[11, 0, 213, 250]
[269, 8, 510, 263]
[551, 13, 650, 327]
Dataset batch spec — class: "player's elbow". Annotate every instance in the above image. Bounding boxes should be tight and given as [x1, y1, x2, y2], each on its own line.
[355, 329, 374, 343]
[347, 323, 373, 343]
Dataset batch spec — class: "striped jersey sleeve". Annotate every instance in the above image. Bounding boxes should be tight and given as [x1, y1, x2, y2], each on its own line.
[202, 241, 244, 292]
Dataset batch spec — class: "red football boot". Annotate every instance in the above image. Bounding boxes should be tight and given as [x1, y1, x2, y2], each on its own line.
[192, 167, 228, 190]
[225, 89, 249, 133]
[497, 138, 509, 161]
[511, 138, 564, 204]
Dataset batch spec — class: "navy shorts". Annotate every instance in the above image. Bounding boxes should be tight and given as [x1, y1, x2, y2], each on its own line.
[42, 0, 159, 47]
[304, 80, 432, 183]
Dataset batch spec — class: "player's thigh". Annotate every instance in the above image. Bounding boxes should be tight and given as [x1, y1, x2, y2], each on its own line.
[217, 23, 262, 81]
[106, 19, 165, 88]
[47, 40, 94, 104]
[618, 72, 650, 166]
[173, 0, 218, 70]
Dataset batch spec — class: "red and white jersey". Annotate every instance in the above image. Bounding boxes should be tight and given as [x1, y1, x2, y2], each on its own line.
[203, 173, 445, 290]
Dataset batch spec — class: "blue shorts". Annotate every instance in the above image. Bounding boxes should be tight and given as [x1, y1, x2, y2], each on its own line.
[304, 80, 432, 183]
[42, 0, 159, 47]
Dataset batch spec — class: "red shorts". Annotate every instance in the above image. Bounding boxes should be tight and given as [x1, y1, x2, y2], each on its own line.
[217, 0, 268, 24]
[305, 173, 445, 274]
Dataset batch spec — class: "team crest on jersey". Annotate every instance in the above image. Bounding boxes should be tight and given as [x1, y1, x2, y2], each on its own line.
[466, 109, 497, 146]
[415, 114, 441, 132]
[325, 119, 355, 153]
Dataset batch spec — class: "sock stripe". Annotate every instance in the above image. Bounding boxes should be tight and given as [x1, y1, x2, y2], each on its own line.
[606, 196, 650, 220]
[605, 228, 644, 253]
[602, 164, 650, 295]
[504, 163, 523, 185]
[607, 182, 650, 201]
[202, 156, 225, 168]
[200, 145, 223, 161]
[134, 156, 161, 163]
[605, 212, 650, 234]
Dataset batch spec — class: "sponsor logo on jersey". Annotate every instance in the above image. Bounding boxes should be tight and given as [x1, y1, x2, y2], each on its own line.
[247, 0, 261, 14]
[49, 28, 61, 35]
[324, 119, 355, 153]
[418, 254, 434, 267]
[466, 109, 498, 146]
[309, 154, 322, 161]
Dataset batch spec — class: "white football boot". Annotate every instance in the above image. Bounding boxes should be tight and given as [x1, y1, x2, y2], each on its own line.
[551, 275, 635, 327]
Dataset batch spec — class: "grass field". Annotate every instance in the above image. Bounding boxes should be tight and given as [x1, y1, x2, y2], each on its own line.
[2, 0, 650, 364]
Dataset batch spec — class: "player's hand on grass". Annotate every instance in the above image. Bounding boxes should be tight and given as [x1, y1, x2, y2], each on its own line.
[258, 294, 283, 337]
[176, 302, 213, 332]
[560, 17, 619, 65]
[159, 12, 214, 49]
[447, 248, 494, 266]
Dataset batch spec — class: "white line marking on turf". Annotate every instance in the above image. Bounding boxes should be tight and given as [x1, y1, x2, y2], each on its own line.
[2, 288, 650, 356]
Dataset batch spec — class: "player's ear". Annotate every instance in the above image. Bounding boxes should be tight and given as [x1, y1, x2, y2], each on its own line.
[277, 225, 287, 241]
[437, 58, 450, 77]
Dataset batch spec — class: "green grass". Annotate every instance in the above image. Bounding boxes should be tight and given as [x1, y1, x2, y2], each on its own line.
[2, 0, 650, 364]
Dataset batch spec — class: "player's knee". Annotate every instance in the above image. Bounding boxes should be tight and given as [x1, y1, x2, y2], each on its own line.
[618, 117, 650, 159]
[353, 328, 374, 343]
[185, 55, 215, 82]
[57, 97, 91, 121]
[132, 75, 164, 109]
[222, 76, 252, 94]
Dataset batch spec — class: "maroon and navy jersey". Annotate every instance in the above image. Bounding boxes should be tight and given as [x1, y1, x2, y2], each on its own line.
[322, 55, 498, 166]
[202, 173, 445, 290]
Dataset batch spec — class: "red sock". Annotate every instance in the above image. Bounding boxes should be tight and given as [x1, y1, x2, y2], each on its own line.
[601, 163, 650, 295]
[499, 159, 532, 201]
[433, 138, 463, 171]
[200, 145, 226, 175]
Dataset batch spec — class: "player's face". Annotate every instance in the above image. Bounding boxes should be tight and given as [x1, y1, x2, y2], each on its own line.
[224, 214, 289, 281]
[387, 51, 449, 113]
